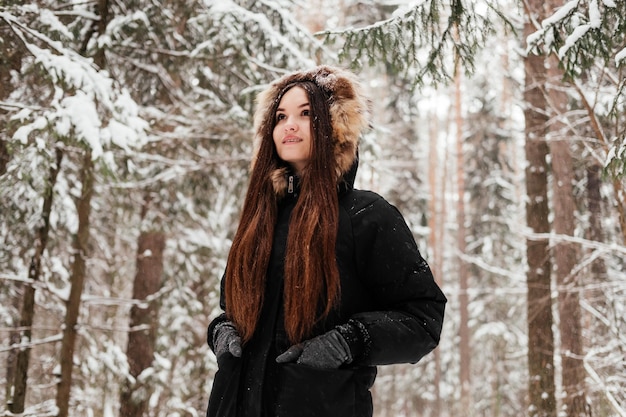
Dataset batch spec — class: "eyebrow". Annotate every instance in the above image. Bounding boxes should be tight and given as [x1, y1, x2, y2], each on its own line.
[276, 102, 310, 112]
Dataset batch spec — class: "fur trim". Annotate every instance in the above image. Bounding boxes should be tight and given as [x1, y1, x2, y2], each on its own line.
[252, 65, 370, 195]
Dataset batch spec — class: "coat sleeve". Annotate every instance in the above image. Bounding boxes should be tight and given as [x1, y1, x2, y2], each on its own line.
[349, 194, 446, 366]
[206, 274, 228, 348]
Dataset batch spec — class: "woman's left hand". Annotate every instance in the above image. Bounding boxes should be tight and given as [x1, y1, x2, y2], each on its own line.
[276, 329, 353, 369]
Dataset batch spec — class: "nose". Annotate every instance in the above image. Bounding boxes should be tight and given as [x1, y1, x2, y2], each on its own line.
[284, 120, 297, 132]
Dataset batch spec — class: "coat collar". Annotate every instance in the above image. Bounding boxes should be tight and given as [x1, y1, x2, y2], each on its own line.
[280, 155, 359, 202]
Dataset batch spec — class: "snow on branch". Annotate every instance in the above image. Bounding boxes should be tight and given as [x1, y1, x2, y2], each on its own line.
[584, 361, 626, 417]
[523, 231, 626, 254]
[557, 0, 602, 59]
[616, 47, 626, 66]
[1, 9, 148, 160]
[526, 0, 621, 65]
[524, 0, 626, 176]
[0, 333, 63, 353]
[191, 0, 317, 68]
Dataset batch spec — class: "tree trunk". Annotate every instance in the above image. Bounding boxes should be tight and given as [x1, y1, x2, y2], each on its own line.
[1, 28, 23, 171]
[55, 0, 109, 412]
[428, 104, 442, 417]
[2, 25, 24, 408]
[546, 53, 591, 417]
[8, 148, 63, 413]
[120, 229, 165, 417]
[570, 82, 626, 246]
[0, 139, 8, 176]
[56, 151, 94, 417]
[612, 178, 626, 245]
[5, 297, 20, 407]
[454, 53, 472, 415]
[523, 2, 557, 416]
[585, 164, 609, 325]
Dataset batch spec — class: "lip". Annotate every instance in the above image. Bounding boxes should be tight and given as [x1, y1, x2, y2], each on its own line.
[282, 135, 302, 144]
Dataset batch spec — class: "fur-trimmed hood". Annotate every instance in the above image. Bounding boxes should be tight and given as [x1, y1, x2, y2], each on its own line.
[252, 65, 370, 196]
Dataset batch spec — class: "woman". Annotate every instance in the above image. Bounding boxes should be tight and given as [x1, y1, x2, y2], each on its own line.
[206, 65, 446, 417]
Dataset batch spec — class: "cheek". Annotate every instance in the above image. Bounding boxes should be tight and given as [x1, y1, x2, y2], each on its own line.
[301, 121, 310, 140]
[304, 123, 313, 146]
[272, 126, 281, 147]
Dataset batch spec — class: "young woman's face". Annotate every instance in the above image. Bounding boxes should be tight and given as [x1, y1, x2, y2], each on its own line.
[273, 86, 312, 175]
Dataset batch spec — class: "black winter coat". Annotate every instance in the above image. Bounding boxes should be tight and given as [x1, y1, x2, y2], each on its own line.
[207, 173, 446, 417]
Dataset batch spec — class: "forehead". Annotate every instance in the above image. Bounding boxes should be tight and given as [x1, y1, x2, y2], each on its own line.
[277, 86, 309, 107]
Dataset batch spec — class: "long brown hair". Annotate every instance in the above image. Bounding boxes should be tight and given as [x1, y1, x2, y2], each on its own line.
[225, 81, 341, 344]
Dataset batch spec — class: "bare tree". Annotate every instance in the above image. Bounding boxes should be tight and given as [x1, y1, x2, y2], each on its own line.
[1, 27, 29, 412]
[523, 1, 557, 416]
[120, 224, 165, 417]
[1, 20, 23, 408]
[585, 163, 610, 341]
[454, 39, 472, 415]
[56, 152, 94, 417]
[546, 51, 592, 416]
[8, 148, 63, 413]
[428, 101, 444, 417]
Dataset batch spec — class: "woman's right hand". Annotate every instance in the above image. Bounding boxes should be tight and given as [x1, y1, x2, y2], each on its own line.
[211, 321, 242, 362]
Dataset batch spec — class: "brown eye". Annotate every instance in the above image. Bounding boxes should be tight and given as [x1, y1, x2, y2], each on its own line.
[302, 109, 310, 116]
[276, 113, 286, 121]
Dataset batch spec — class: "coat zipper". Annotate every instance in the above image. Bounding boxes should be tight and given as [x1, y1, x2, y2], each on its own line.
[288, 175, 294, 194]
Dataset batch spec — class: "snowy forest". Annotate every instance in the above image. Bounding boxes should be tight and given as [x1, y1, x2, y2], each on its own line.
[1, 0, 625, 416]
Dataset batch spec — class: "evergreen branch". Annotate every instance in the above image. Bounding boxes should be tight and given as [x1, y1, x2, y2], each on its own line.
[315, 1, 498, 87]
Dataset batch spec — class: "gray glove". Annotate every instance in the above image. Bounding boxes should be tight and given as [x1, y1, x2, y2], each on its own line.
[276, 329, 352, 369]
[211, 321, 242, 362]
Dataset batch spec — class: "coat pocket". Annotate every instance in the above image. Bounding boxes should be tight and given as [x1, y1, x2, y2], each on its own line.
[275, 364, 365, 417]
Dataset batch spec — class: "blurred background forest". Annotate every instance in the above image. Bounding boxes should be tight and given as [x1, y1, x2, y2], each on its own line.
[1, 0, 625, 416]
